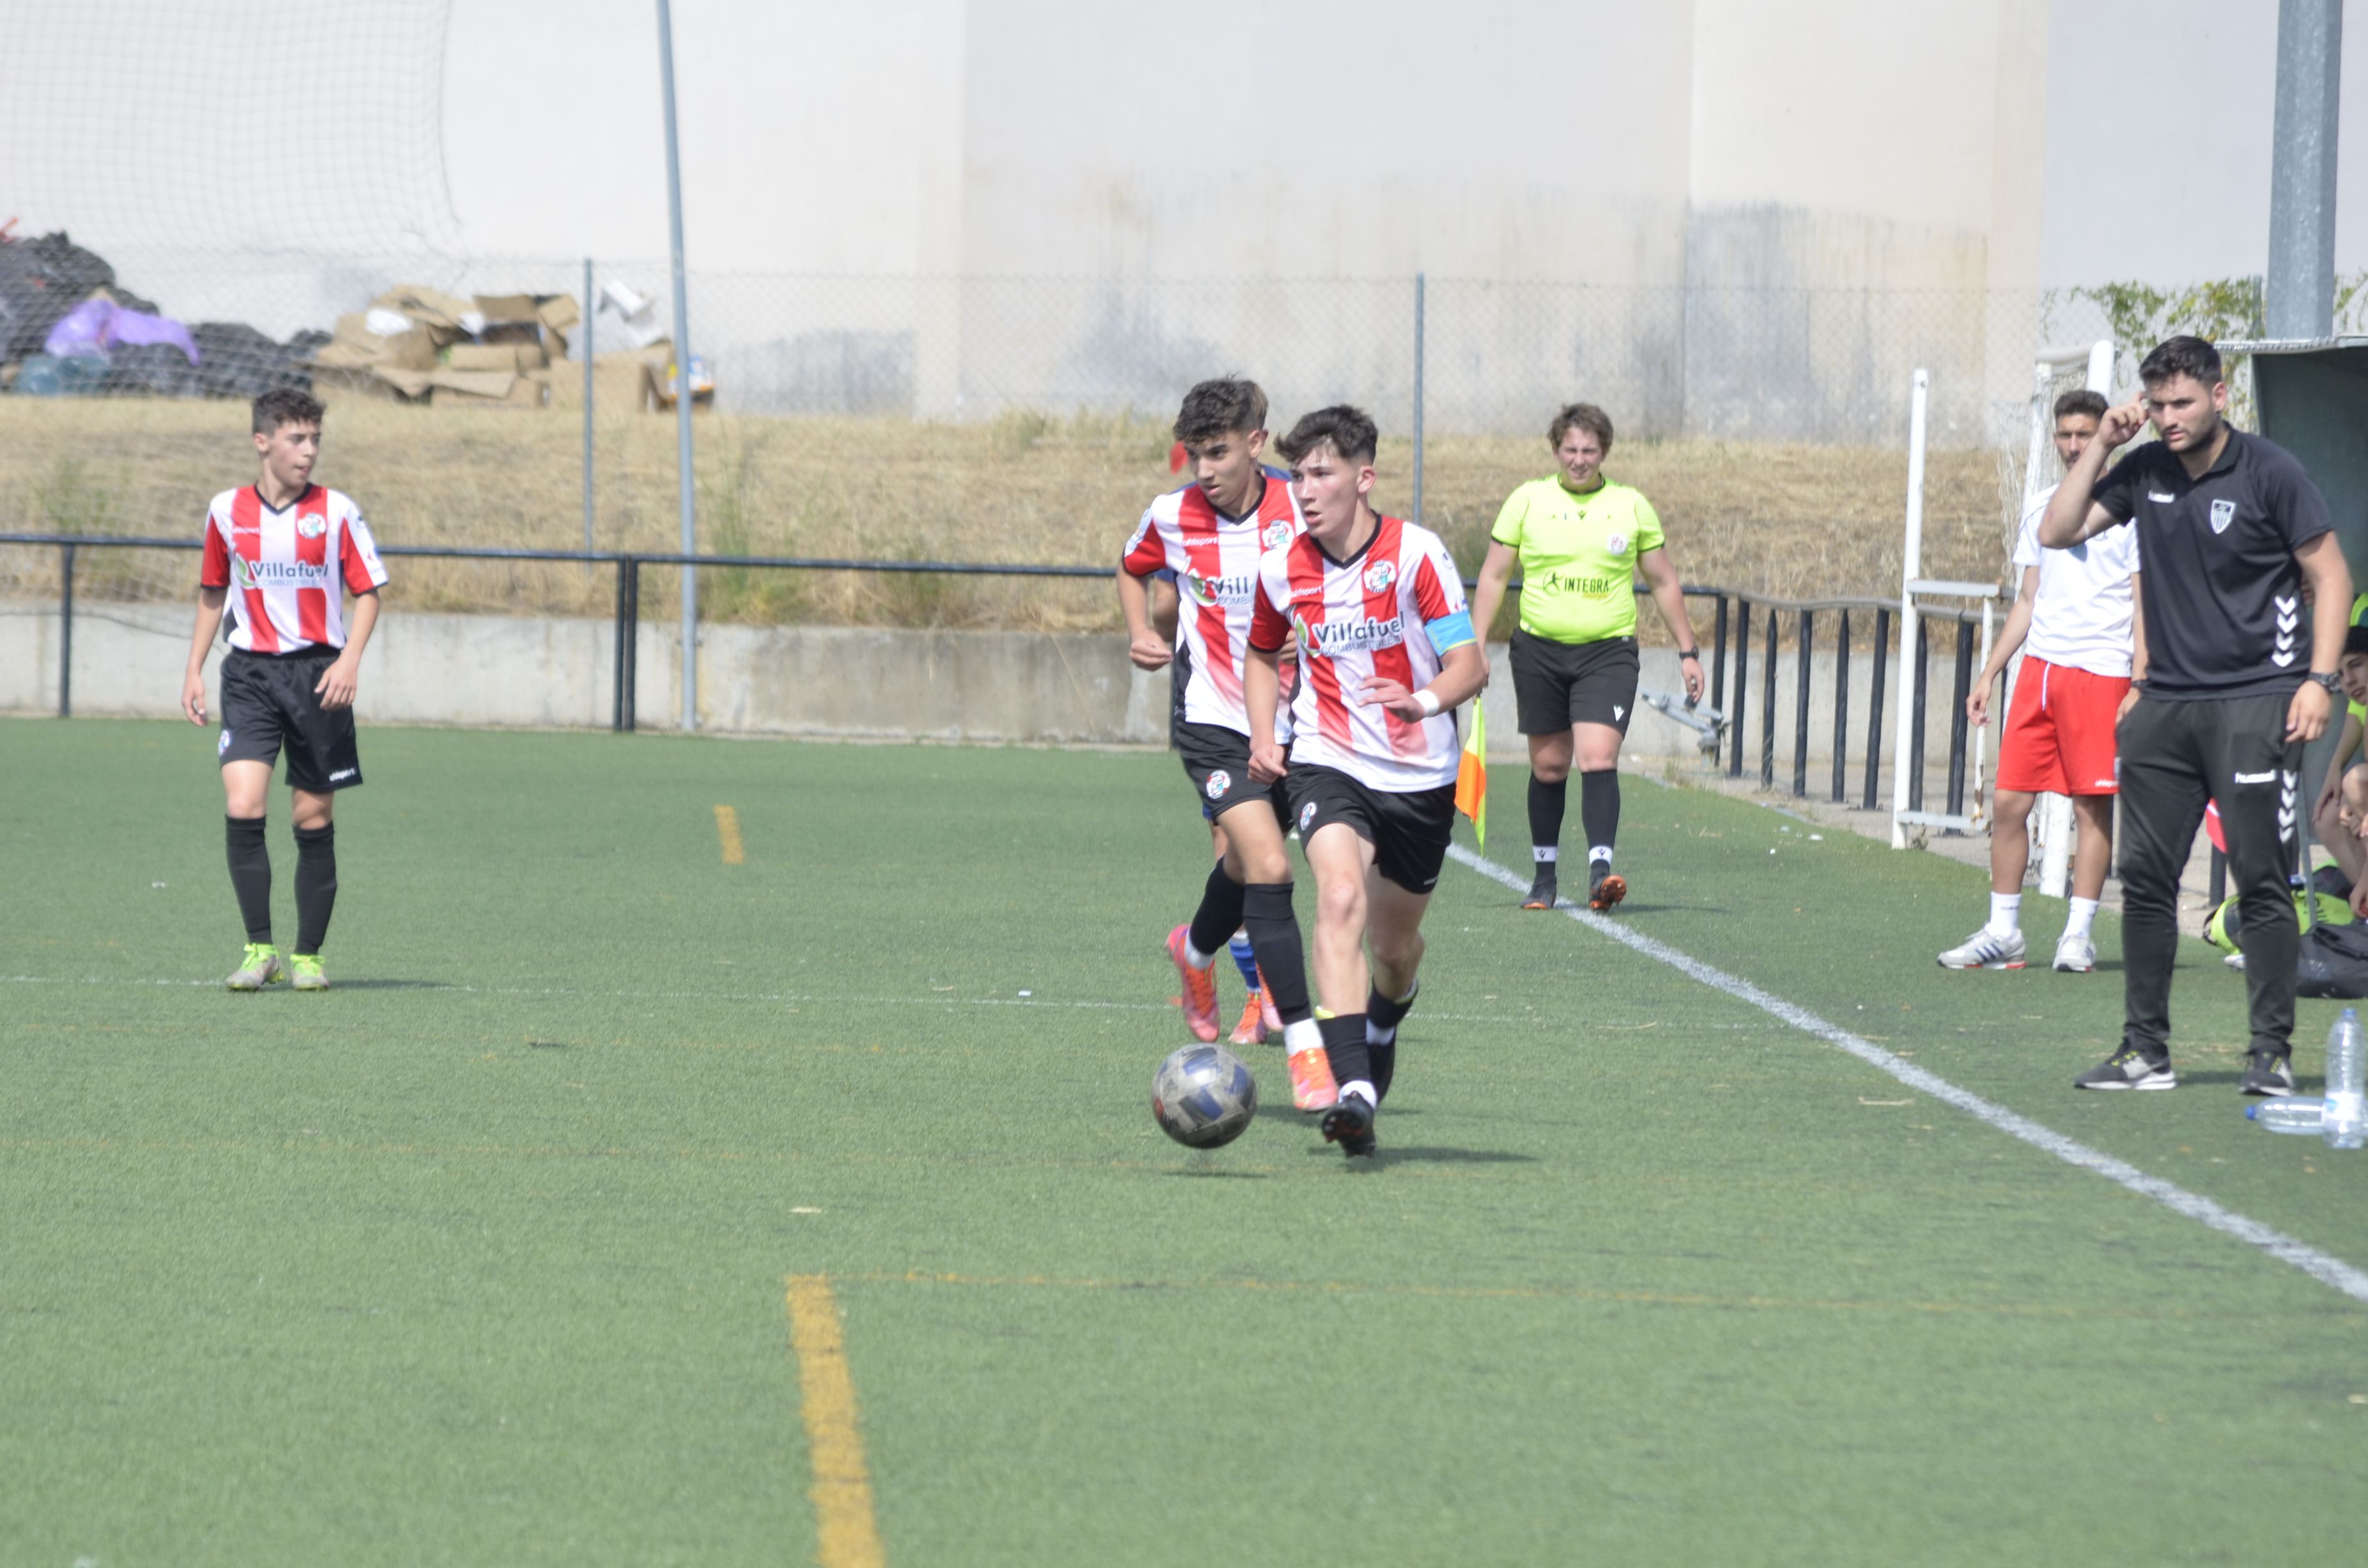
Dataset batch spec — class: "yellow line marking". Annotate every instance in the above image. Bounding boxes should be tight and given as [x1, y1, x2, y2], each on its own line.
[714, 804, 745, 865]
[785, 1274, 886, 1568]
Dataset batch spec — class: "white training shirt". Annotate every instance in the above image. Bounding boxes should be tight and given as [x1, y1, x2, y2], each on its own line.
[2013, 482, 2141, 678]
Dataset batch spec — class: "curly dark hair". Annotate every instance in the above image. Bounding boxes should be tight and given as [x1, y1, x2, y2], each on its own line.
[251, 387, 325, 435]
[1172, 378, 1269, 445]
[1548, 402, 1614, 451]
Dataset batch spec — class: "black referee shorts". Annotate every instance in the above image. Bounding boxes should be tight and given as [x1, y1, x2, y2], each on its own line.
[1283, 762, 1456, 895]
[1510, 629, 1639, 736]
[217, 648, 363, 793]
[1176, 719, 1288, 825]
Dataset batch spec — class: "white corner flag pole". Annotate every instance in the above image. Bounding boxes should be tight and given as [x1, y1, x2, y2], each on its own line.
[657, 0, 698, 731]
[1891, 369, 1928, 849]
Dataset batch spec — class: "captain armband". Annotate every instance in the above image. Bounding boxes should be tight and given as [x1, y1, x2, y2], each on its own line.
[1424, 609, 1476, 652]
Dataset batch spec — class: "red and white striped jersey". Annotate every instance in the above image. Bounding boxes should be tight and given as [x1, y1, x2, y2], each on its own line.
[1122, 473, 1303, 734]
[1249, 515, 1476, 792]
[199, 485, 388, 655]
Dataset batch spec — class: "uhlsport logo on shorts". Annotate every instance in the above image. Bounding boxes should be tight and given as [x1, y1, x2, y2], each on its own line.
[217, 728, 233, 755]
[297, 514, 327, 539]
[2210, 498, 2237, 534]
[1262, 519, 1295, 550]
[1299, 801, 1319, 831]
[1363, 560, 1397, 594]
[1204, 769, 1231, 800]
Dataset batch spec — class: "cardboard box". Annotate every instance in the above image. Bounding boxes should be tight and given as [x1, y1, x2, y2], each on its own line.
[434, 374, 547, 410]
[536, 294, 580, 334]
[425, 366, 518, 399]
[473, 293, 540, 325]
[446, 341, 545, 373]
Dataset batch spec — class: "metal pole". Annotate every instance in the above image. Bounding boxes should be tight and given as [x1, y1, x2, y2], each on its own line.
[58, 541, 75, 718]
[1411, 272, 1426, 527]
[1793, 608, 1812, 797]
[1864, 607, 1889, 811]
[613, 554, 631, 732]
[1731, 598, 1750, 778]
[1946, 619, 1975, 817]
[1910, 619, 1930, 813]
[1832, 609, 1851, 804]
[2266, 0, 2342, 339]
[1710, 595, 1729, 713]
[657, 0, 699, 731]
[621, 557, 641, 731]
[1891, 368, 1928, 846]
[582, 256, 596, 557]
[1761, 609, 1777, 788]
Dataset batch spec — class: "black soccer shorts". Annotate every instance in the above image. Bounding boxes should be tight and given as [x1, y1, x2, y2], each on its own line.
[1283, 762, 1456, 894]
[217, 647, 363, 793]
[1509, 629, 1640, 736]
[1176, 719, 1290, 825]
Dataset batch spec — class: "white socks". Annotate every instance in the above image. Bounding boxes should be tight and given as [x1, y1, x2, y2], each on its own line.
[2066, 897, 2099, 940]
[1281, 1018, 1323, 1058]
[1987, 893, 2021, 938]
[1340, 1079, 1377, 1107]
[1590, 848, 1614, 868]
[1533, 845, 1558, 864]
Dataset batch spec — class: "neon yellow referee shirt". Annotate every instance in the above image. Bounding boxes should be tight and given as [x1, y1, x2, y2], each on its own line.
[1490, 476, 1664, 644]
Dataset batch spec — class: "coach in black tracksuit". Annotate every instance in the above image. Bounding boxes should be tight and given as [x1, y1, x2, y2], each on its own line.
[2042, 336, 2350, 1095]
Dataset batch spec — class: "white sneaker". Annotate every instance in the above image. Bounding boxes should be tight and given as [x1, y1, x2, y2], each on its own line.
[1937, 926, 2027, 970]
[2051, 933, 2096, 973]
[2223, 951, 2247, 971]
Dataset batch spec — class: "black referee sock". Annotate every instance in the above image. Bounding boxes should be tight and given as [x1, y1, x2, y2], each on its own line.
[1527, 775, 1566, 862]
[1186, 861, 1245, 962]
[1319, 1012, 1371, 1097]
[293, 823, 337, 957]
[1241, 881, 1313, 1024]
[224, 815, 273, 943]
[1580, 767, 1622, 863]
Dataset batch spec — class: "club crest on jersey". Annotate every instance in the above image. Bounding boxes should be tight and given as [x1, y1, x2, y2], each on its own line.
[1606, 532, 1628, 556]
[1363, 560, 1397, 594]
[1299, 801, 1319, 831]
[2210, 499, 2236, 534]
[1205, 769, 1231, 800]
[1262, 519, 1295, 550]
[297, 514, 327, 539]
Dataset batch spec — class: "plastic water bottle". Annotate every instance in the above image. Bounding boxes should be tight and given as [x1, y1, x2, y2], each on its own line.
[2325, 1008, 2367, 1151]
[2248, 1100, 2325, 1134]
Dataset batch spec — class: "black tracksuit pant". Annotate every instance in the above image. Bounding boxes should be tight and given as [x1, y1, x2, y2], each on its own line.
[2116, 692, 2301, 1059]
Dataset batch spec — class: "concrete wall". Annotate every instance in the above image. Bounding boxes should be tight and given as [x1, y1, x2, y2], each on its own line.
[2, 601, 1999, 810]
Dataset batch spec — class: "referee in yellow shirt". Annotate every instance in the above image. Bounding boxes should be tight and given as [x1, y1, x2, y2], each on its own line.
[1471, 402, 1703, 911]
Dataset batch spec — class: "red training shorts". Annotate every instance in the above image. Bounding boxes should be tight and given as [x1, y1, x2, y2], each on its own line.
[1996, 656, 2128, 796]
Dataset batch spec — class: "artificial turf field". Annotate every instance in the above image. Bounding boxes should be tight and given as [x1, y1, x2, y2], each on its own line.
[4, 719, 2365, 1567]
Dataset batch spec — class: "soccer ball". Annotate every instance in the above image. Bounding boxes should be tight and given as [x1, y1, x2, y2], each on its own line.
[1151, 1043, 1258, 1148]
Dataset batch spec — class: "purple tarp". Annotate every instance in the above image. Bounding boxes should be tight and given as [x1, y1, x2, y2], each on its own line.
[43, 297, 200, 364]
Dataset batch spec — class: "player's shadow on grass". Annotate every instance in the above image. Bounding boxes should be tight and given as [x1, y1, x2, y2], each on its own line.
[1166, 1166, 1269, 1179]
[327, 979, 450, 990]
[1303, 1144, 1537, 1165]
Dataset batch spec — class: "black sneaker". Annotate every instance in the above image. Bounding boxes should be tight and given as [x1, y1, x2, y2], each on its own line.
[2239, 1051, 2296, 1097]
[1320, 1091, 1377, 1159]
[1522, 869, 1558, 910]
[2073, 1045, 2176, 1091]
[1587, 866, 1627, 912]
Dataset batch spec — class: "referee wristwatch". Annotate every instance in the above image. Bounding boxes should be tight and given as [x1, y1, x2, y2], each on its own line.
[2307, 671, 2342, 693]
[1677, 648, 1701, 662]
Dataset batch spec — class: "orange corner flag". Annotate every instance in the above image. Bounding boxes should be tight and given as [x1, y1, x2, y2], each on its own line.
[1454, 701, 1487, 847]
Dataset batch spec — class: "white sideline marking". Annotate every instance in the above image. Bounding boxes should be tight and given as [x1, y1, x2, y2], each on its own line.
[1447, 844, 2368, 1305]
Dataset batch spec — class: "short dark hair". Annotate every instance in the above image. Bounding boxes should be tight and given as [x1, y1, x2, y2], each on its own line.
[2139, 335, 2223, 389]
[1172, 378, 1268, 445]
[1548, 402, 1614, 451]
[1276, 405, 1379, 466]
[2053, 389, 2109, 423]
[2345, 624, 2368, 660]
[252, 387, 325, 435]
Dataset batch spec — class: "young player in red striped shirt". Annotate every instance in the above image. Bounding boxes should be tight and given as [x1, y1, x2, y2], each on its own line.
[179, 389, 388, 991]
[1246, 407, 1489, 1157]
[1119, 379, 1340, 1109]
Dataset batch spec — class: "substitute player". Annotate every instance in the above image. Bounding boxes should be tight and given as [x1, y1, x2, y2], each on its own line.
[178, 389, 388, 992]
[2041, 337, 2350, 1095]
[1944, 389, 2137, 974]
[1118, 379, 1335, 1109]
[1468, 402, 1702, 912]
[1245, 406, 1488, 1159]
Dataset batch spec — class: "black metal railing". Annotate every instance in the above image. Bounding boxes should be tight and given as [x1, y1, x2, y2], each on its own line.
[3, 532, 1999, 814]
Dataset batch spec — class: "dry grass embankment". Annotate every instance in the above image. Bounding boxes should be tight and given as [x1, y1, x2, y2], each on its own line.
[0, 398, 2011, 639]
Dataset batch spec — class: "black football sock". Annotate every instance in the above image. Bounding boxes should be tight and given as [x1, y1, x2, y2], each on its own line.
[1527, 775, 1566, 864]
[1319, 1012, 1372, 1098]
[1368, 1038, 1398, 1104]
[1365, 981, 1417, 1102]
[224, 815, 273, 944]
[1186, 860, 1245, 961]
[1242, 881, 1313, 1024]
[293, 823, 338, 956]
[1580, 767, 1622, 865]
